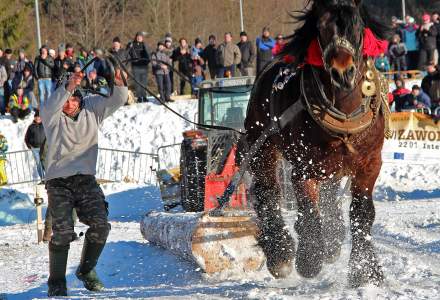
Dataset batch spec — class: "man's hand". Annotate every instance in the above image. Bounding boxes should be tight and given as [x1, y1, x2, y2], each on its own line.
[114, 69, 127, 87]
[67, 72, 84, 92]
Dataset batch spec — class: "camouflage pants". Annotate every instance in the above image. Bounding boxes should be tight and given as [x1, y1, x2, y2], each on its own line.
[46, 175, 111, 246]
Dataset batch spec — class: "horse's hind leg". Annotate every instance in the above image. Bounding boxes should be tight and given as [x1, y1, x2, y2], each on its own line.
[348, 158, 384, 287]
[320, 177, 346, 263]
[252, 144, 295, 279]
[293, 179, 324, 278]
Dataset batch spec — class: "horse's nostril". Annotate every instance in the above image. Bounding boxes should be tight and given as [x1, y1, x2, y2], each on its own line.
[330, 68, 341, 82]
[347, 65, 356, 77]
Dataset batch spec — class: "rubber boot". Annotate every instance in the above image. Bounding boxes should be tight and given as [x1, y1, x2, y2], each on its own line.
[47, 243, 69, 297]
[75, 237, 106, 291]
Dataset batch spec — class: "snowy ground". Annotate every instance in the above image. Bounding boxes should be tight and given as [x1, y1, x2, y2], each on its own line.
[1, 99, 440, 299]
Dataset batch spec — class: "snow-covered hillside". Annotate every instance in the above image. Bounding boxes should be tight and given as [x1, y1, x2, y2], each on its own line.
[1, 99, 440, 299]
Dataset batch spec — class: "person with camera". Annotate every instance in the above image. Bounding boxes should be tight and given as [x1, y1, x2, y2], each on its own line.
[41, 68, 127, 296]
[418, 14, 438, 70]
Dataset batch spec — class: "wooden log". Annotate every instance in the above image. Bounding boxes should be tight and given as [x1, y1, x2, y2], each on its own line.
[140, 211, 265, 274]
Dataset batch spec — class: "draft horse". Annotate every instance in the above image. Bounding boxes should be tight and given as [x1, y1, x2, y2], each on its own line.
[244, 0, 390, 287]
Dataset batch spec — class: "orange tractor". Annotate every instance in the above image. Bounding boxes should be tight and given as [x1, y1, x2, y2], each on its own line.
[157, 76, 255, 212]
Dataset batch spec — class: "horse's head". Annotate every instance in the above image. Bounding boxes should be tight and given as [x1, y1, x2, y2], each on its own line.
[315, 0, 364, 91]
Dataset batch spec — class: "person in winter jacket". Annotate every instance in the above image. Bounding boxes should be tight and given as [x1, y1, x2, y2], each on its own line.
[392, 78, 411, 112]
[13, 65, 36, 110]
[237, 31, 256, 76]
[109, 37, 128, 63]
[53, 44, 74, 85]
[163, 37, 175, 93]
[172, 38, 193, 95]
[375, 53, 391, 73]
[152, 42, 172, 102]
[82, 69, 108, 96]
[191, 38, 205, 68]
[9, 84, 31, 122]
[202, 35, 218, 79]
[15, 49, 32, 77]
[41, 70, 127, 297]
[216, 32, 241, 78]
[401, 16, 419, 70]
[77, 48, 91, 70]
[0, 64, 7, 115]
[256, 27, 275, 75]
[389, 34, 407, 73]
[24, 110, 46, 179]
[418, 14, 438, 70]
[422, 64, 440, 109]
[34, 46, 54, 107]
[403, 85, 431, 111]
[0, 133, 7, 185]
[127, 32, 151, 102]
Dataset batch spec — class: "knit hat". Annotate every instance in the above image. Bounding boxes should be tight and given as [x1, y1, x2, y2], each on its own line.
[165, 37, 172, 43]
[113, 36, 121, 43]
[48, 49, 56, 57]
[423, 14, 431, 22]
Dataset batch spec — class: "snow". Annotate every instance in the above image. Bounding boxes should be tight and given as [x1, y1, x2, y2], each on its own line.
[1, 99, 440, 299]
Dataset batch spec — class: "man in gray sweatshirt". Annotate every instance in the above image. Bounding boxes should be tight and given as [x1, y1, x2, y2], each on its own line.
[41, 70, 128, 296]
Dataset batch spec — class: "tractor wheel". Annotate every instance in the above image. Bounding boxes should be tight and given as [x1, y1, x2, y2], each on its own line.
[180, 142, 207, 212]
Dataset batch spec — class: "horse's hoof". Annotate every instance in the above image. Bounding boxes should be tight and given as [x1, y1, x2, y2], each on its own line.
[295, 237, 324, 278]
[267, 259, 293, 279]
[348, 257, 384, 287]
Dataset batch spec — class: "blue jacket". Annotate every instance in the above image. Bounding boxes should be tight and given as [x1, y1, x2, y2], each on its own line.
[402, 24, 419, 52]
[375, 56, 390, 72]
[416, 91, 431, 108]
[256, 37, 275, 52]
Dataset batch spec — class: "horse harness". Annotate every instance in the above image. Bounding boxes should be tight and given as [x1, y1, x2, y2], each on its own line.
[214, 59, 391, 211]
[269, 59, 391, 153]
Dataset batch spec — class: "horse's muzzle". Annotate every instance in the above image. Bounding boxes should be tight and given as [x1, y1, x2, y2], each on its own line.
[329, 64, 357, 91]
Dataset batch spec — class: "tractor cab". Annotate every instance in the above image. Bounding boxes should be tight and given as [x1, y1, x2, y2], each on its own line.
[156, 77, 255, 211]
[180, 77, 255, 212]
[198, 77, 254, 130]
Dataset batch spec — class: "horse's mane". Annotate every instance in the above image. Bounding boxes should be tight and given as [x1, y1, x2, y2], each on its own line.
[279, 0, 391, 64]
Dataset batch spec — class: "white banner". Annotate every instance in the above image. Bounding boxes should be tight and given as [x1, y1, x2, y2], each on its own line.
[382, 112, 440, 164]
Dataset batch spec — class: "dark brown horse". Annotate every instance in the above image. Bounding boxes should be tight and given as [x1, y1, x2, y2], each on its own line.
[244, 0, 390, 287]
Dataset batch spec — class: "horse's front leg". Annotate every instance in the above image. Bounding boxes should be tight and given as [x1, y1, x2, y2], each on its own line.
[252, 144, 295, 279]
[348, 156, 384, 287]
[293, 178, 324, 278]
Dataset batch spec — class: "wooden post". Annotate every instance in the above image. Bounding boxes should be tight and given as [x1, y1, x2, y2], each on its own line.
[35, 184, 44, 243]
[141, 211, 265, 274]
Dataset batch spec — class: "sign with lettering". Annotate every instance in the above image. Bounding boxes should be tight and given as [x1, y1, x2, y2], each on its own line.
[382, 112, 440, 163]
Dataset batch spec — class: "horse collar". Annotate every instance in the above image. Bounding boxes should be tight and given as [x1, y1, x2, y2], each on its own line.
[300, 59, 386, 144]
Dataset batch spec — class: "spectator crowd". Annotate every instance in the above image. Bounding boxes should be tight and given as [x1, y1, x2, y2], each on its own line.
[386, 12, 440, 113]
[3, 14, 440, 170]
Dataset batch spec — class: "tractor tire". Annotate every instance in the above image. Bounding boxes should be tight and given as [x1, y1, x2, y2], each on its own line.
[180, 142, 207, 212]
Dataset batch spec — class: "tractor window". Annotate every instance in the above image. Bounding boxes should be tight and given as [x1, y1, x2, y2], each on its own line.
[200, 86, 251, 130]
